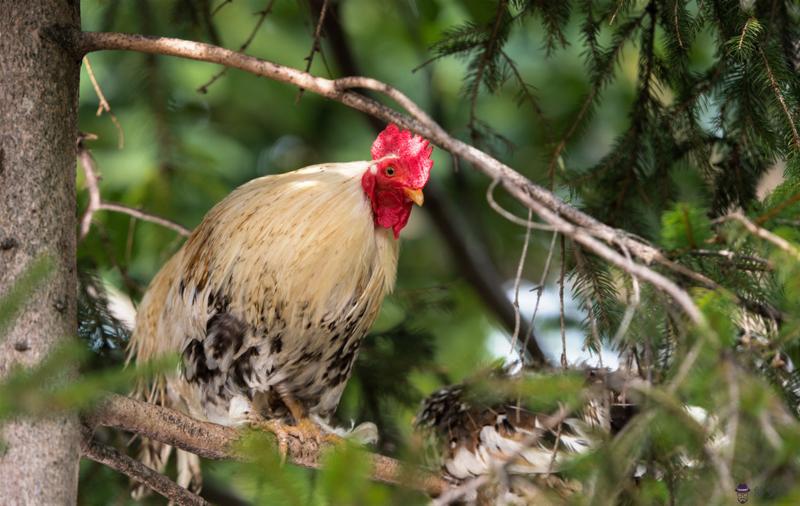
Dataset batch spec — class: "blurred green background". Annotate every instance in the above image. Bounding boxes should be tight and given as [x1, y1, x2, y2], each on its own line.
[69, 0, 800, 504]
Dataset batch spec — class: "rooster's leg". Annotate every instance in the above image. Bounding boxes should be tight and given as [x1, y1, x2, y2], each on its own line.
[277, 388, 341, 446]
[247, 390, 342, 460]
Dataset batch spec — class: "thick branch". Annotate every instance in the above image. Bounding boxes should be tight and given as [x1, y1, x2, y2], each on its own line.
[77, 31, 704, 323]
[80, 428, 210, 506]
[86, 394, 445, 496]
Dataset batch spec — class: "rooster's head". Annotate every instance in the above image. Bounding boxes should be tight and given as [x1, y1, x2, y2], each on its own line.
[362, 124, 434, 238]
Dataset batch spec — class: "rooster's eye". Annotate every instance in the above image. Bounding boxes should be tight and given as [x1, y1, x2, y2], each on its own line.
[385, 167, 395, 177]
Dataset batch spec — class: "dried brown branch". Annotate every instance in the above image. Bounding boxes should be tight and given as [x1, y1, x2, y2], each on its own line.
[754, 188, 800, 226]
[197, 1, 277, 94]
[485, 179, 552, 230]
[559, 236, 567, 368]
[77, 138, 190, 239]
[98, 202, 191, 237]
[722, 211, 800, 261]
[77, 30, 705, 324]
[82, 56, 124, 149]
[78, 136, 102, 240]
[86, 394, 446, 497]
[522, 232, 559, 357]
[80, 427, 210, 506]
[509, 207, 533, 355]
[210, 0, 233, 17]
[688, 248, 774, 271]
[297, 0, 329, 101]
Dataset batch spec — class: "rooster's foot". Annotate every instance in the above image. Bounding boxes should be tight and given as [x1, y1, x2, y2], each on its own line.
[249, 418, 341, 462]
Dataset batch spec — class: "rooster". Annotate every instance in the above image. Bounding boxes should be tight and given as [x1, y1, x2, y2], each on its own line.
[128, 124, 433, 495]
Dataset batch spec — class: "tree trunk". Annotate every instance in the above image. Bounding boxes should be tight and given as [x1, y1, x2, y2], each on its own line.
[0, 1, 81, 504]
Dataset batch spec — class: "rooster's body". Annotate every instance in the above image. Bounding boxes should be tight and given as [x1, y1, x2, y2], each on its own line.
[128, 125, 433, 494]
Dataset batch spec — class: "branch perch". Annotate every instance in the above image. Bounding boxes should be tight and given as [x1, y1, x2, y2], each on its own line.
[85, 394, 446, 496]
[80, 427, 210, 506]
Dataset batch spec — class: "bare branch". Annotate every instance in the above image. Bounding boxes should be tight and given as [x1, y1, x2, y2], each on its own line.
[509, 207, 533, 354]
[78, 137, 102, 240]
[82, 56, 124, 149]
[559, 235, 568, 368]
[197, 1, 277, 94]
[688, 248, 774, 271]
[522, 232, 559, 357]
[98, 202, 191, 237]
[485, 179, 552, 230]
[77, 138, 190, 239]
[80, 427, 210, 506]
[297, 0, 329, 101]
[86, 394, 446, 497]
[210, 0, 233, 17]
[722, 211, 800, 261]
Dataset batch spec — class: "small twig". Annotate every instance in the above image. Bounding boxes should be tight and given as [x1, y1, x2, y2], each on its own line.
[499, 49, 553, 147]
[722, 211, 800, 261]
[673, 0, 684, 49]
[296, 0, 329, 101]
[509, 208, 533, 355]
[754, 188, 800, 226]
[81, 428, 210, 506]
[522, 232, 559, 358]
[83, 56, 125, 149]
[759, 47, 800, 150]
[559, 235, 568, 368]
[609, 0, 626, 24]
[546, 421, 564, 474]
[485, 179, 552, 230]
[210, 0, 233, 17]
[98, 202, 191, 237]
[737, 19, 752, 52]
[197, 1, 277, 94]
[547, 88, 596, 180]
[611, 242, 641, 344]
[77, 139, 190, 239]
[78, 139, 102, 240]
[574, 245, 604, 366]
[688, 248, 774, 270]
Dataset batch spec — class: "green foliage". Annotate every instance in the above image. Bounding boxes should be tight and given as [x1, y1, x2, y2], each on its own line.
[661, 203, 713, 251]
[0, 341, 176, 419]
[60, 0, 800, 503]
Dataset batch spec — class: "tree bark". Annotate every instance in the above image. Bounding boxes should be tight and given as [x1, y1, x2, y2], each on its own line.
[0, 1, 81, 504]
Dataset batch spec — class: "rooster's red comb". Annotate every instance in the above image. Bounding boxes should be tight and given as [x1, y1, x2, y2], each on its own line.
[371, 124, 433, 188]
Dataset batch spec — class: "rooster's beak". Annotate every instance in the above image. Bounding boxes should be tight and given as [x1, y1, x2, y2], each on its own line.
[404, 188, 424, 206]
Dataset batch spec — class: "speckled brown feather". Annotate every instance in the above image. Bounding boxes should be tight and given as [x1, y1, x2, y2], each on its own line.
[415, 368, 638, 504]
